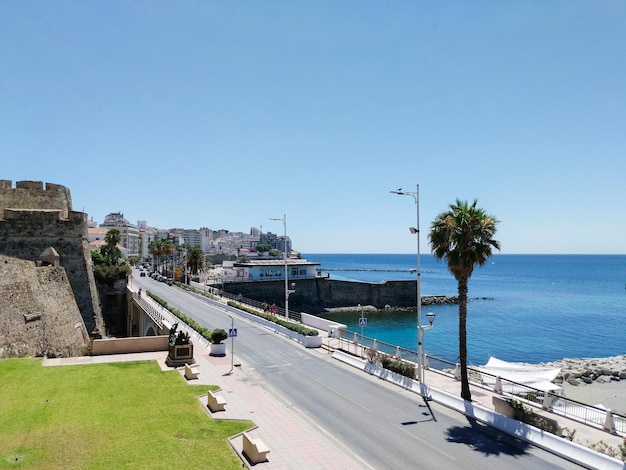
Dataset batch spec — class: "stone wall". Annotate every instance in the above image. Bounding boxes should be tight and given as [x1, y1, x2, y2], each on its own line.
[0, 180, 72, 219]
[0, 255, 88, 358]
[223, 278, 454, 312]
[0, 180, 103, 335]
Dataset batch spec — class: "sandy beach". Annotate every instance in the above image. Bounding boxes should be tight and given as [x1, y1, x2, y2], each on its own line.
[561, 380, 626, 414]
[542, 355, 626, 415]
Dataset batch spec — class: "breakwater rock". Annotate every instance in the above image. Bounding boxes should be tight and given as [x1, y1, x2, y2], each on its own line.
[384, 296, 494, 311]
[422, 295, 458, 305]
[540, 355, 626, 386]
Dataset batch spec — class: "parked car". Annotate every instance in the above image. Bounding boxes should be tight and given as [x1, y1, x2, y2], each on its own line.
[140, 271, 146, 277]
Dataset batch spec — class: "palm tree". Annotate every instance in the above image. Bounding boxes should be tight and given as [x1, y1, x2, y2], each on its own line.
[148, 239, 174, 273]
[186, 245, 204, 275]
[429, 199, 500, 402]
[102, 229, 124, 265]
[104, 228, 122, 247]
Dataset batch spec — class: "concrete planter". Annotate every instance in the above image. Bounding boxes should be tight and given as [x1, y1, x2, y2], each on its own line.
[301, 334, 323, 348]
[492, 396, 516, 418]
[269, 321, 322, 348]
[209, 343, 226, 357]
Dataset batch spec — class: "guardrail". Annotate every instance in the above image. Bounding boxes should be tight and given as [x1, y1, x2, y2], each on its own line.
[134, 293, 168, 329]
[188, 282, 303, 323]
[333, 328, 625, 435]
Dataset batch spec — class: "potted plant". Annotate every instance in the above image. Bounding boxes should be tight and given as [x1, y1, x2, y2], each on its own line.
[209, 328, 229, 357]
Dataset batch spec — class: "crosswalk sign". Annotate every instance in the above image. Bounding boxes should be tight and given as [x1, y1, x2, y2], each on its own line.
[229, 328, 237, 337]
[359, 318, 367, 327]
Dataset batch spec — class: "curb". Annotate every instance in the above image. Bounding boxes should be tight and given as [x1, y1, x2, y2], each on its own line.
[332, 350, 624, 470]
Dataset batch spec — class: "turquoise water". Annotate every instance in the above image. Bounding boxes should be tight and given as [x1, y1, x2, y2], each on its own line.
[304, 254, 626, 365]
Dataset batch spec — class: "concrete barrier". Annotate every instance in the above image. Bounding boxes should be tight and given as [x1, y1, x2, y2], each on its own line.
[91, 336, 169, 355]
[332, 350, 625, 470]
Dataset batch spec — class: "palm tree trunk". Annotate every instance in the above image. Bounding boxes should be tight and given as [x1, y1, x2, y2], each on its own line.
[458, 277, 472, 401]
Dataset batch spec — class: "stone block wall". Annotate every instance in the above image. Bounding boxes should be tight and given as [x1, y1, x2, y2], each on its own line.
[0, 180, 103, 335]
[0, 255, 88, 358]
[224, 278, 422, 312]
[0, 180, 72, 219]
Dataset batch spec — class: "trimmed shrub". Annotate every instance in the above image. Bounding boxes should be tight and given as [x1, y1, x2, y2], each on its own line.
[209, 328, 228, 344]
[509, 399, 560, 435]
[146, 291, 211, 341]
[380, 355, 415, 379]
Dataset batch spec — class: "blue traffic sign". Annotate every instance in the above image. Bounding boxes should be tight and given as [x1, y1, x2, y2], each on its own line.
[359, 318, 367, 327]
[229, 328, 238, 337]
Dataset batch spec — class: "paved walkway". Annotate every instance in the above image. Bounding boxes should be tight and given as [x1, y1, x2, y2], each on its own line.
[422, 366, 624, 451]
[43, 292, 624, 469]
[44, 336, 624, 469]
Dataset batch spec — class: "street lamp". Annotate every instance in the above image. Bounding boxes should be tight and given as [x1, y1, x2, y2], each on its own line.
[391, 184, 435, 385]
[270, 214, 291, 320]
[419, 311, 436, 383]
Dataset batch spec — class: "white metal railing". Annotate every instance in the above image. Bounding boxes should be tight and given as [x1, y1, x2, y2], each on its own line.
[333, 328, 625, 435]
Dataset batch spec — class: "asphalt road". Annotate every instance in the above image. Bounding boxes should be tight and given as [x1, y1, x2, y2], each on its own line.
[134, 274, 581, 469]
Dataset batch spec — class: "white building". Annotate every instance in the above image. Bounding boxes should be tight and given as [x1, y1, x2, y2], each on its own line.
[100, 212, 140, 258]
[222, 259, 320, 282]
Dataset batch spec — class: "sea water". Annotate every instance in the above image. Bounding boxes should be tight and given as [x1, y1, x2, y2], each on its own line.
[303, 254, 626, 365]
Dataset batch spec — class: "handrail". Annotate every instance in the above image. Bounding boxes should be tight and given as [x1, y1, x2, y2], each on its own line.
[335, 328, 625, 435]
[133, 294, 166, 329]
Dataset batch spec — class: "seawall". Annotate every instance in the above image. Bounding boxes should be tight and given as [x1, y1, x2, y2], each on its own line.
[222, 278, 456, 312]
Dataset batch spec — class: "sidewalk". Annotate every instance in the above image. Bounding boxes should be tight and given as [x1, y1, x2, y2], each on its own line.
[43, 287, 624, 469]
[422, 365, 625, 450]
[45, 337, 624, 470]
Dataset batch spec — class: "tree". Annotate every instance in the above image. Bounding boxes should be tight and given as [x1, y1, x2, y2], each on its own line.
[92, 229, 131, 284]
[148, 239, 174, 272]
[101, 229, 124, 266]
[256, 243, 272, 253]
[104, 228, 122, 247]
[186, 245, 204, 275]
[428, 199, 500, 401]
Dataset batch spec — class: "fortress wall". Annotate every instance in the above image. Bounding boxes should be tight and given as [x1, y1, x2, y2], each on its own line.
[0, 180, 72, 219]
[0, 255, 88, 358]
[0, 180, 103, 335]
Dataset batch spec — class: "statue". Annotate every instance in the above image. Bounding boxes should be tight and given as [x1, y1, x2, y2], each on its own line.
[168, 323, 179, 346]
[168, 322, 191, 346]
[175, 330, 190, 345]
[166, 322, 194, 367]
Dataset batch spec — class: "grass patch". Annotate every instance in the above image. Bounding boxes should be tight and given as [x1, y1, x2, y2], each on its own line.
[0, 358, 252, 469]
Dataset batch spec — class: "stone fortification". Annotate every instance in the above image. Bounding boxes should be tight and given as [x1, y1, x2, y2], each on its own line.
[0, 180, 72, 219]
[0, 180, 103, 339]
[223, 278, 456, 312]
[0, 255, 88, 357]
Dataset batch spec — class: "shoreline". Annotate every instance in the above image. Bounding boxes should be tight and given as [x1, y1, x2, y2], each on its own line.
[540, 354, 626, 414]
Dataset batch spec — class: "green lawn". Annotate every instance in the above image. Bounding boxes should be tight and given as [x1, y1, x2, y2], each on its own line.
[0, 358, 252, 469]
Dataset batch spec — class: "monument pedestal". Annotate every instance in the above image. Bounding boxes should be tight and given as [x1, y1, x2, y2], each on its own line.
[166, 343, 195, 367]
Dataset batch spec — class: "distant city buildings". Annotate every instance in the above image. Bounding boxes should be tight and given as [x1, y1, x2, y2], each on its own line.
[88, 214, 294, 264]
[99, 212, 140, 258]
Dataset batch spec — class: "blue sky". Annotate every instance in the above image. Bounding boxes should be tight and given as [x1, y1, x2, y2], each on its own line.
[1, 1, 624, 254]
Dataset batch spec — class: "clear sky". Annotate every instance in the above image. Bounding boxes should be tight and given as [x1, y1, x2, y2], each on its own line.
[2, 2, 624, 254]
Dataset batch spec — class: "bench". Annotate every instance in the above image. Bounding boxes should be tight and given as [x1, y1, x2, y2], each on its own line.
[242, 431, 270, 464]
[207, 389, 227, 412]
[184, 363, 199, 380]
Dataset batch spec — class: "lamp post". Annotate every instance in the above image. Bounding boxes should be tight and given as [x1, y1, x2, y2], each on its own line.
[270, 214, 290, 320]
[227, 315, 234, 375]
[391, 185, 435, 385]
